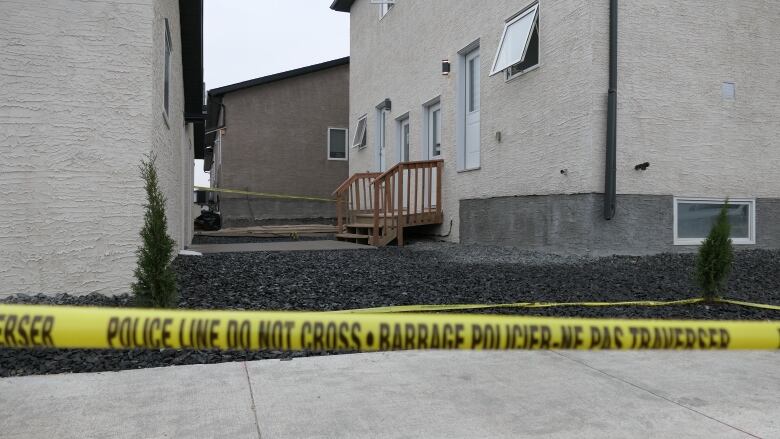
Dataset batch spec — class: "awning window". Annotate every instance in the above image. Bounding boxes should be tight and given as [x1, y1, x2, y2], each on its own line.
[490, 4, 539, 76]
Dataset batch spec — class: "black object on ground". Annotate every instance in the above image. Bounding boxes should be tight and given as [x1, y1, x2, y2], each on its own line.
[2, 245, 778, 377]
[194, 211, 221, 231]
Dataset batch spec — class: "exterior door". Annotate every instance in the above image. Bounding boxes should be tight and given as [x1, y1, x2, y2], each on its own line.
[465, 49, 480, 169]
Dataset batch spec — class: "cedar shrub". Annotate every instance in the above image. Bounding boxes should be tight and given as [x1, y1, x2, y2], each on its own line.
[696, 202, 734, 302]
[132, 154, 178, 308]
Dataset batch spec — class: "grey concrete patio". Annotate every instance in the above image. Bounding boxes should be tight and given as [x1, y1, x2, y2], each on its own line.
[188, 240, 373, 254]
[1, 351, 778, 438]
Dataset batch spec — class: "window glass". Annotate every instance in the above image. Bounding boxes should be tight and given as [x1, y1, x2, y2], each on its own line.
[329, 129, 347, 159]
[490, 5, 538, 76]
[353, 116, 367, 148]
[677, 202, 750, 239]
[164, 19, 172, 115]
[432, 108, 441, 156]
[403, 121, 410, 161]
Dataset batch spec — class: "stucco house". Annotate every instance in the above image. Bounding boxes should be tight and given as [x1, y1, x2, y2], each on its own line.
[330, 0, 780, 253]
[0, 0, 204, 297]
[204, 58, 349, 227]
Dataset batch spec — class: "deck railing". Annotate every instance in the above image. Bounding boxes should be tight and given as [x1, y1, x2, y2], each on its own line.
[334, 160, 443, 246]
[371, 159, 443, 246]
[332, 172, 381, 233]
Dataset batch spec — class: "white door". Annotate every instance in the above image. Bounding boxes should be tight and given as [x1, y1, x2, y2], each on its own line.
[465, 49, 480, 169]
[377, 110, 386, 171]
[400, 118, 410, 162]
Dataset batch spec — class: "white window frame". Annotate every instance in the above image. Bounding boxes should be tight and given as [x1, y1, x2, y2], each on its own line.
[673, 197, 756, 245]
[375, 0, 395, 18]
[163, 18, 173, 119]
[490, 3, 539, 77]
[327, 127, 349, 161]
[352, 115, 368, 149]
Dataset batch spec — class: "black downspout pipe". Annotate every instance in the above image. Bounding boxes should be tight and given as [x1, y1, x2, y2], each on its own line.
[604, 0, 618, 220]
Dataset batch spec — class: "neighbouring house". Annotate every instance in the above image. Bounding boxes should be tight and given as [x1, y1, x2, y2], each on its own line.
[330, 0, 780, 253]
[0, 0, 204, 297]
[204, 58, 350, 227]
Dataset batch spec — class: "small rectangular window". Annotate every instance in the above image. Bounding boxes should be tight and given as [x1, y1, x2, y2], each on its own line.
[490, 4, 539, 77]
[674, 198, 755, 245]
[328, 128, 348, 160]
[163, 18, 172, 116]
[378, 0, 395, 18]
[352, 115, 368, 149]
[428, 103, 442, 158]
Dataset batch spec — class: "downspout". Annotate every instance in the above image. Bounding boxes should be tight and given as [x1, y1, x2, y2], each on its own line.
[604, 0, 618, 220]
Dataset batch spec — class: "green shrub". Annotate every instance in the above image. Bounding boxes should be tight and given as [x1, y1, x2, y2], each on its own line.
[132, 154, 178, 308]
[696, 203, 734, 301]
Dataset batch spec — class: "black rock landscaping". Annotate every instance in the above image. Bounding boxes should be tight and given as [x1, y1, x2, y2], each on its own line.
[2, 244, 778, 377]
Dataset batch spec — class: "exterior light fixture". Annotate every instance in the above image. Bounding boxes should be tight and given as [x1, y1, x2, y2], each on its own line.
[442, 59, 451, 75]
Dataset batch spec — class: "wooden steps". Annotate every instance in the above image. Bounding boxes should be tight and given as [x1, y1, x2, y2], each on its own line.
[333, 159, 444, 247]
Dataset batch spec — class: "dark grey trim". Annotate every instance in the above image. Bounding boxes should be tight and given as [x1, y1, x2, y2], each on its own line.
[603, 0, 618, 220]
[330, 0, 354, 12]
[180, 0, 205, 157]
[209, 57, 350, 96]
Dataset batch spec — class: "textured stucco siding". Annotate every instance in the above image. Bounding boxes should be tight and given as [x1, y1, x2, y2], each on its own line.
[348, 0, 780, 250]
[605, 0, 780, 199]
[217, 64, 349, 225]
[0, 0, 191, 297]
[348, 0, 598, 242]
[152, 0, 192, 249]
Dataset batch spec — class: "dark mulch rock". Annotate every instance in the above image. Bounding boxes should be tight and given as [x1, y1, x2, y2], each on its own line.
[2, 245, 778, 377]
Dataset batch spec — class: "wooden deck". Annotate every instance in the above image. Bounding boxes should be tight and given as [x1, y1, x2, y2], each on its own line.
[332, 160, 444, 246]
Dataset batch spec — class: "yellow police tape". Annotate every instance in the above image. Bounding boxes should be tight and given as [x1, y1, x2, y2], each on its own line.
[333, 297, 780, 314]
[0, 304, 777, 351]
[194, 186, 334, 203]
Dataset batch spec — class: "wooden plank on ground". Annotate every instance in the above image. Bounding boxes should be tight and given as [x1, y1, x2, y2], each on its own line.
[196, 224, 338, 237]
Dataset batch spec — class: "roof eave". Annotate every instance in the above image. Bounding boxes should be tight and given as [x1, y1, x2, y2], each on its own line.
[330, 0, 354, 12]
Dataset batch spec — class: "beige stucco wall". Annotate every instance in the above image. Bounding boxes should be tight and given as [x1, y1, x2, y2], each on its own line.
[348, 0, 599, 242]
[0, 0, 192, 297]
[347, 0, 780, 242]
[152, 0, 193, 248]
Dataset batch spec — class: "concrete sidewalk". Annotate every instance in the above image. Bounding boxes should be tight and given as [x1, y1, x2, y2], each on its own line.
[188, 240, 373, 254]
[1, 351, 778, 438]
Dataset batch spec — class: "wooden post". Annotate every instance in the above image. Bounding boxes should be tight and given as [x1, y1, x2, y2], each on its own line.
[436, 161, 443, 222]
[397, 165, 404, 246]
[373, 181, 380, 246]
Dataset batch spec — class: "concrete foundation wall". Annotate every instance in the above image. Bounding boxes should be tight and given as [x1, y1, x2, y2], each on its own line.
[220, 199, 336, 228]
[461, 194, 780, 255]
[218, 64, 349, 225]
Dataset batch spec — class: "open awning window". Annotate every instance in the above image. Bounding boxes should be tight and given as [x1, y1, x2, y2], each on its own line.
[490, 4, 539, 76]
[352, 115, 368, 148]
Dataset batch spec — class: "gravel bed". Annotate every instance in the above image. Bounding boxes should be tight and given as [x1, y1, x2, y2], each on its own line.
[2, 244, 778, 377]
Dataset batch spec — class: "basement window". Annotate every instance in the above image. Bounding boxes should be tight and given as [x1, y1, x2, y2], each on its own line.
[353, 115, 368, 149]
[674, 198, 755, 245]
[328, 128, 348, 160]
[490, 3, 539, 78]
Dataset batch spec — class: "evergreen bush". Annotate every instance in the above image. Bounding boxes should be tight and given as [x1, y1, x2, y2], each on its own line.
[132, 154, 178, 308]
[696, 203, 734, 301]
